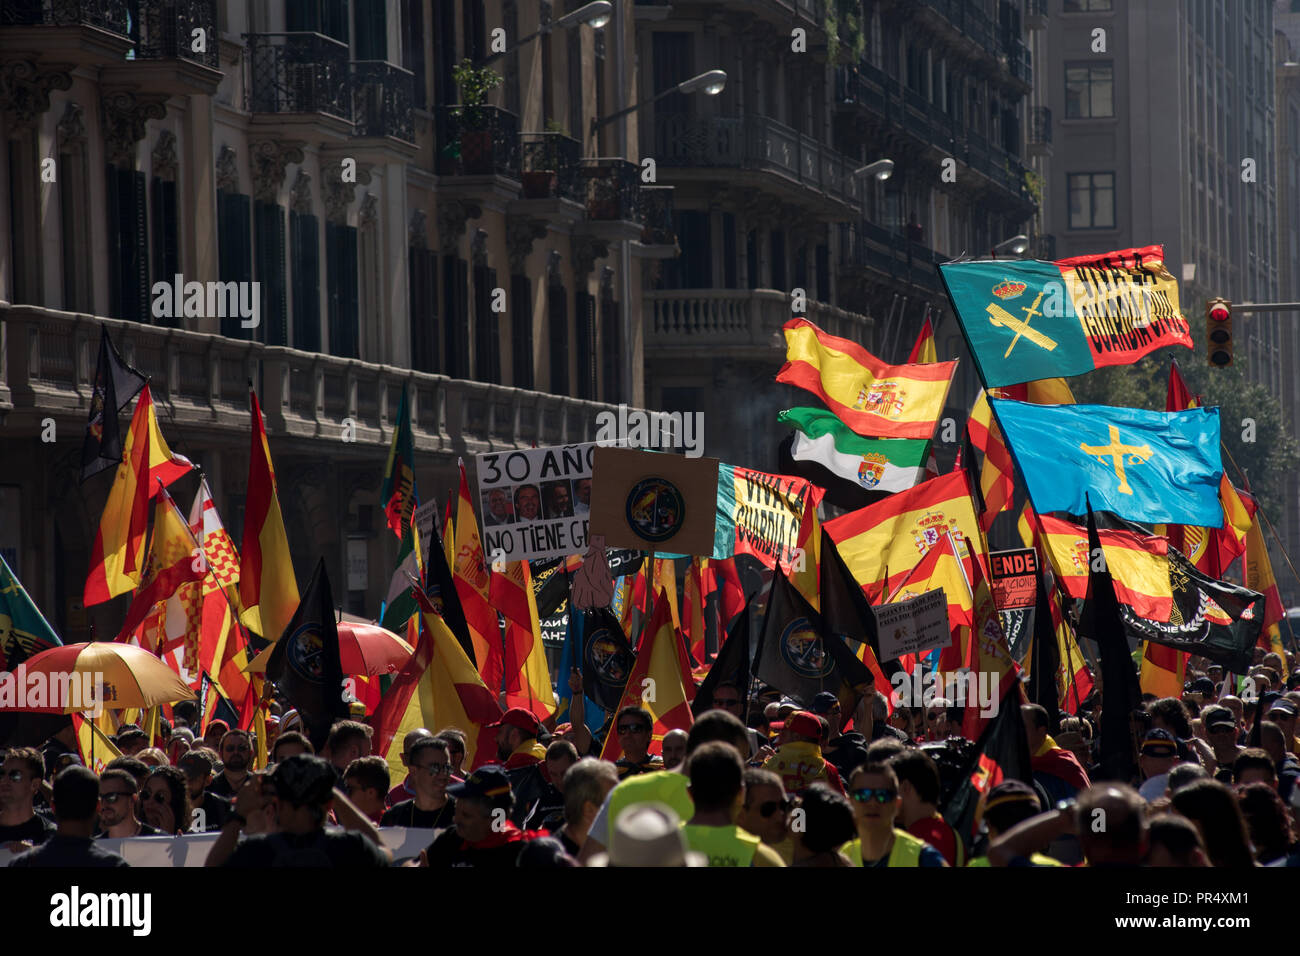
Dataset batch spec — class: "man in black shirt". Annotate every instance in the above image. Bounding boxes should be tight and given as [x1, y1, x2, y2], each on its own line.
[0, 747, 55, 851]
[380, 738, 456, 830]
[342, 756, 390, 824]
[95, 768, 162, 838]
[179, 749, 228, 831]
[422, 766, 531, 867]
[206, 729, 253, 799]
[220, 755, 391, 867]
[9, 766, 128, 868]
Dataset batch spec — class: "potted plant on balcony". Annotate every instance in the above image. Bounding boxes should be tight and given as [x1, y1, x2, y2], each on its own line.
[523, 120, 568, 199]
[452, 60, 503, 175]
[587, 160, 623, 220]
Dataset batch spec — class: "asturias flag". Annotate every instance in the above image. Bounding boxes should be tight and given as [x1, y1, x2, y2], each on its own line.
[939, 245, 1192, 387]
[991, 399, 1223, 527]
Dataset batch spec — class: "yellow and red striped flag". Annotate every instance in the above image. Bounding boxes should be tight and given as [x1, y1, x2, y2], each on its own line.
[72, 713, 122, 774]
[239, 389, 299, 642]
[454, 461, 502, 691]
[777, 318, 957, 439]
[492, 560, 556, 721]
[1242, 497, 1286, 656]
[600, 587, 695, 762]
[907, 316, 937, 364]
[967, 390, 1014, 532]
[1140, 641, 1186, 699]
[115, 485, 206, 641]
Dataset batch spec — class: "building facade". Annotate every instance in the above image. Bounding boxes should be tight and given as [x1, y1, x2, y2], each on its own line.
[0, 0, 667, 639]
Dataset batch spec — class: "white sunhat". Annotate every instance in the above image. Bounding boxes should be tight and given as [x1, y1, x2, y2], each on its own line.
[587, 802, 708, 868]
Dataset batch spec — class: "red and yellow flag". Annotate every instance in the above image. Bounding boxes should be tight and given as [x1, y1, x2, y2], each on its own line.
[85, 384, 193, 605]
[454, 461, 502, 691]
[492, 560, 556, 721]
[652, 557, 682, 637]
[1242, 499, 1286, 655]
[374, 587, 504, 778]
[907, 316, 937, 364]
[959, 541, 1021, 740]
[116, 486, 206, 640]
[72, 713, 122, 775]
[599, 588, 695, 763]
[884, 530, 974, 631]
[239, 389, 299, 643]
[967, 390, 1014, 533]
[188, 479, 242, 682]
[1140, 641, 1186, 699]
[825, 469, 985, 601]
[777, 318, 957, 439]
[1030, 512, 1172, 621]
[683, 557, 707, 665]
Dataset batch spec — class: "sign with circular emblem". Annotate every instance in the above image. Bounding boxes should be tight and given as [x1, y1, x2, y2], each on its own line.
[287, 623, 328, 684]
[624, 476, 685, 543]
[779, 617, 833, 679]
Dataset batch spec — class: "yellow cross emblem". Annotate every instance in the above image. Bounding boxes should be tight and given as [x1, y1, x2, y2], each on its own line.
[1079, 425, 1153, 495]
[986, 290, 1057, 357]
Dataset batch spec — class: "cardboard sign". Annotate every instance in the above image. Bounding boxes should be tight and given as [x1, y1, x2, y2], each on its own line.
[989, 548, 1038, 611]
[876, 589, 950, 662]
[588, 447, 720, 556]
[476, 443, 595, 563]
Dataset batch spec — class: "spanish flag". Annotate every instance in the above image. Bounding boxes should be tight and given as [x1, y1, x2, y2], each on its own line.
[84, 384, 193, 605]
[907, 316, 937, 364]
[1139, 640, 1186, 699]
[600, 588, 695, 763]
[72, 713, 122, 774]
[683, 557, 707, 664]
[454, 461, 502, 691]
[373, 586, 504, 778]
[958, 540, 1021, 741]
[1030, 512, 1172, 622]
[790, 496, 822, 611]
[492, 560, 556, 721]
[825, 469, 985, 602]
[990, 377, 1077, 405]
[777, 318, 957, 439]
[1166, 359, 1200, 413]
[884, 530, 974, 631]
[1241, 498, 1286, 655]
[239, 389, 299, 642]
[652, 557, 682, 637]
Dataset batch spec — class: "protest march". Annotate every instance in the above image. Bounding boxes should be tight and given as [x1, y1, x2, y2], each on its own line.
[1, 242, 1297, 894]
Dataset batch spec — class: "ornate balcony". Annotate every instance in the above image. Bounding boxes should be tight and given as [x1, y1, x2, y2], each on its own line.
[434, 105, 521, 179]
[520, 131, 583, 203]
[0, 304, 631, 454]
[351, 60, 414, 144]
[0, 1, 132, 69]
[245, 32, 352, 139]
[129, 0, 217, 68]
[838, 221, 945, 296]
[644, 289, 872, 357]
[638, 185, 677, 249]
[0, 0, 127, 31]
[582, 157, 639, 222]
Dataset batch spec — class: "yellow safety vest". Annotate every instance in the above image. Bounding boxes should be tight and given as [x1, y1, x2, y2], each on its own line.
[681, 824, 762, 867]
[842, 829, 927, 867]
[967, 852, 1063, 868]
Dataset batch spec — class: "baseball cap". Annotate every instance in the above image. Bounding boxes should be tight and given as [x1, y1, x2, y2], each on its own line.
[269, 754, 337, 806]
[777, 698, 799, 718]
[1140, 728, 1178, 758]
[587, 803, 707, 867]
[114, 723, 147, 743]
[1185, 676, 1215, 697]
[786, 711, 824, 741]
[810, 692, 841, 715]
[447, 765, 514, 807]
[486, 707, 542, 735]
[1267, 699, 1298, 719]
[1201, 705, 1235, 732]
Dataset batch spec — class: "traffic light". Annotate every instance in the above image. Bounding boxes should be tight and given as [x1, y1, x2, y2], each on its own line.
[1206, 297, 1232, 366]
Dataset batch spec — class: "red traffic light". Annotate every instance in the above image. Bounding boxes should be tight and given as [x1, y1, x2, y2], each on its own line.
[1208, 303, 1230, 323]
[1205, 297, 1232, 366]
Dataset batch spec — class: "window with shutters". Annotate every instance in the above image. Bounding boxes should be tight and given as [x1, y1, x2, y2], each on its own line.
[409, 246, 439, 372]
[217, 190, 252, 337]
[473, 263, 500, 383]
[354, 0, 386, 60]
[326, 221, 359, 357]
[664, 210, 710, 289]
[443, 255, 470, 378]
[150, 177, 180, 325]
[433, 0, 456, 106]
[402, 0, 427, 108]
[290, 209, 320, 351]
[107, 166, 149, 322]
[575, 290, 596, 400]
[510, 273, 534, 389]
[255, 201, 287, 345]
[770, 229, 786, 290]
[58, 137, 92, 313]
[548, 280, 569, 396]
[600, 288, 620, 403]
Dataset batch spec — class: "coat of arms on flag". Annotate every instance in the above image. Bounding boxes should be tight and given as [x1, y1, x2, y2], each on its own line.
[854, 381, 905, 418]
[858, 453, 888, 488]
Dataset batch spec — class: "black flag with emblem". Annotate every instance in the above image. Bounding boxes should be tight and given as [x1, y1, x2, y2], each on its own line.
[693, 608, 751, 716]
[265, 558, 348, 751]
[579, 606, 637, 713]
[81, 326, 146, 481]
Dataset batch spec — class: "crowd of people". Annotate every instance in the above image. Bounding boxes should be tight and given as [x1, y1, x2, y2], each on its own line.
[2, 643, 1298, 868]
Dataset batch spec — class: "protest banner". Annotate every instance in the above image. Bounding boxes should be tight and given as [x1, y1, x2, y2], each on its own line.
[715, 465, 824, 571]
[989, 548, 1038, 611]
[588, 447, 719, 556]
[476, 443, 595, 563]
[876, 589, 949, 662]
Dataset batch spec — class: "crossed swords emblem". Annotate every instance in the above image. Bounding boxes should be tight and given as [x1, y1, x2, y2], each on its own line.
[985, 288, 1056, 357]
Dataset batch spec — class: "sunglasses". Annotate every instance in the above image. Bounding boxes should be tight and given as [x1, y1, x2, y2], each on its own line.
[99, 792, 131, 804]
[850, 787, 897, 804]
[617, 724, 650, 735]
[143, 791, 170, 805]
[755, 798, 792, 818]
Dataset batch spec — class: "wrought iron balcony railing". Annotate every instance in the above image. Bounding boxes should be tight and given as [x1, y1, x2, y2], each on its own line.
[838, 222, 944, 294]
[1030, 106, 1052, 146]
[130, 0, 218, 68]
[638, 185, 675, 246]
[351, 60, 415, 142]
[582, 157, 639, 221]
[520, 131, 583, 202]
[246, 32, 351, 121]
[0, 0, 128, 31]
[434, 105, 521, 178]
[645, 289, 871, 350]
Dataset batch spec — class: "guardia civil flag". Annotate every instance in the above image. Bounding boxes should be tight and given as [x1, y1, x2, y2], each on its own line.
[454, 461, 502, 691]
[239, 389, 300, 642]
[824, 469, 985, 602]
[600, 590, 695, 763]
[776, 318, 957, 439]
[990, 399, 1223, 527]
[380, 385, 417, 539]
[84, 384, 194, 606]
[779, 408, 929, 494]
[492, 560, 556, 721]
[0, 552, 62, 671]
[939, 245, 1192, 387]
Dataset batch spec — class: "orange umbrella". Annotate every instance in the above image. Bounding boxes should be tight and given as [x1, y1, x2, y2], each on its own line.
[245, 616, 414, 677]
[11, 642, 194, 713]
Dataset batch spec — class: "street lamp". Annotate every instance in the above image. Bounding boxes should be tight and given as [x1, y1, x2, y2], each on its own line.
[479, 1, 611, 66]
[591, 69, 728, 135]
[991, 234, 1029, 258]
[853, 158, 894, 180]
